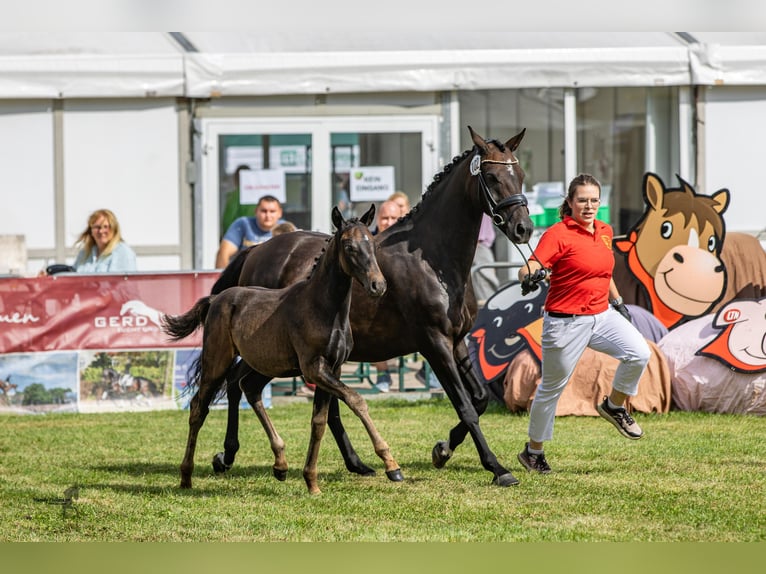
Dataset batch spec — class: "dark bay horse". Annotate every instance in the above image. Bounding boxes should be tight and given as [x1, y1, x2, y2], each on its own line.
[163, 206, 397, 493]
[213, 126, 533, 487]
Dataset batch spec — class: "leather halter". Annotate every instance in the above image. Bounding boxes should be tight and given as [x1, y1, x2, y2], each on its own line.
[472, 155, 528, 227]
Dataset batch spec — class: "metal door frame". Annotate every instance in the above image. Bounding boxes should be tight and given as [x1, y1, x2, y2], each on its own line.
[196, 114, 440, 269]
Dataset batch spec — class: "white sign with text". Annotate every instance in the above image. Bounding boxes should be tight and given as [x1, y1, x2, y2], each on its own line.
[349, 166, 395, 202]
[239, 169, 287, 204]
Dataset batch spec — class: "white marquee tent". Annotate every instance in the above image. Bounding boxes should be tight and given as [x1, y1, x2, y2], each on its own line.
[2, 32, 766, 99]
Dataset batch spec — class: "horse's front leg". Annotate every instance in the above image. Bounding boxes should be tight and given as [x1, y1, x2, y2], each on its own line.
[311, 361, 402, 483]
[327, 396, 377, 476]
[303, 387, 332, 494]
[425, 340, 518, 487]
[213, 374, 243, 474]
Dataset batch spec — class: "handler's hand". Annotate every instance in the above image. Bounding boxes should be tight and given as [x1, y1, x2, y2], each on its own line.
[613, 301, 632, 323]
[521, 269, 547, 296]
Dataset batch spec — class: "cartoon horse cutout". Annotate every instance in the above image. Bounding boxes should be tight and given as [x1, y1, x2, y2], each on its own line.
[697, 297, 766, 373]
[467, 281, 548, 399]
[614, 172, 730, 329]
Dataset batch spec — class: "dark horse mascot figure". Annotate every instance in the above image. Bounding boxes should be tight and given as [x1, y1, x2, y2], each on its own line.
[163, 206, 397, 493]
[212, 126, 533, 487]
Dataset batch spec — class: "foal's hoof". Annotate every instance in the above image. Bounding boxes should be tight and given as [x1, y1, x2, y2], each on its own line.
[212, 452, 232, 474]
[273, 467, 288, 482]
[492, 472, 520, 487]
[385, 468, 404, 482]
[431, 441, 452, 469]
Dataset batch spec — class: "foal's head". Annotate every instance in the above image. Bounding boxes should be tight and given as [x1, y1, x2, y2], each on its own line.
[332, 204, 386, 298]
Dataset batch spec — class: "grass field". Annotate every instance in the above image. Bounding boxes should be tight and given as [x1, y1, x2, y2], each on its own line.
[1, 397, 764, 542]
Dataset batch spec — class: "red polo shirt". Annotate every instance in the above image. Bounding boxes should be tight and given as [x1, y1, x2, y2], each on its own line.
[532, 216, 614, 315]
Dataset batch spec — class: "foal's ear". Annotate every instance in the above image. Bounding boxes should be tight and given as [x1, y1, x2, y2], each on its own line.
[360, 204, 376, 226]
[331, 205, 344, 230]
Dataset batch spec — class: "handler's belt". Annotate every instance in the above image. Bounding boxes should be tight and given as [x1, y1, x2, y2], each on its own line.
[547, 311, 576, 318]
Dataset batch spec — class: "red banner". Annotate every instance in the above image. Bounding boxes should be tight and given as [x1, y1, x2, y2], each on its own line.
[0, 272, 219, 353]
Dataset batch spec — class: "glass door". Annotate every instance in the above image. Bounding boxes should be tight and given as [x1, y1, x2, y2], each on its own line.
[197, 116, 439, 269]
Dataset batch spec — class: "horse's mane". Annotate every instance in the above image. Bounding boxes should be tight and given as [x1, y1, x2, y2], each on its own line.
[399, 147, 475, 224]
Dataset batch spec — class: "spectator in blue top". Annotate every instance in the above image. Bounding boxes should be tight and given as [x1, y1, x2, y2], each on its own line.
[216, 195, 284, 268]
[72, 209, 137, 273]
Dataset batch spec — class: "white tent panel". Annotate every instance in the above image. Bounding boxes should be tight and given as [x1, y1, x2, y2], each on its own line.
[0, 102, 56, 251]
[0, 55, 185, 98]
[2, 32, 766, 98]
[62, 100, 181, 261]
[184, 46, 692, 97]
[703, 86, 766, 235]
[691, 44, 766, 85]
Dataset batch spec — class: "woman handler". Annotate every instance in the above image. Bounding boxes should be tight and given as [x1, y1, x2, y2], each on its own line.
[516, 173, 651, 474]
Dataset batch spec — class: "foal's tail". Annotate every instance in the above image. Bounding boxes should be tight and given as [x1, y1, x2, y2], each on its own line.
[161, 296, 213, 341]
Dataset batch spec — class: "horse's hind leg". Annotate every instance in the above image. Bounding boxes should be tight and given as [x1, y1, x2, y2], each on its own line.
[426, 343, 518, 487]
[180, 377, 222, 489]
[432, 341, 484, 468]
[241, 372, 288, 481]
[327, 397, 376, 476]
[303, 388, 332, 494]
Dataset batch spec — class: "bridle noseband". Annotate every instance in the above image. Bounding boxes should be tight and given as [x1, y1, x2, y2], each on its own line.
[471, 154, 528, 227]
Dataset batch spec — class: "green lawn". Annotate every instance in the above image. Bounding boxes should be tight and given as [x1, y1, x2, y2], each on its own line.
[1, 398, 764, 542]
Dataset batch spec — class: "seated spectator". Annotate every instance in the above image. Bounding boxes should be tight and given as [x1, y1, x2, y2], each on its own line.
[216, 195, 284, 268]
[272, 221, 297, 236]
[388, 191, 411, 216]
[71, 209, 137, 273]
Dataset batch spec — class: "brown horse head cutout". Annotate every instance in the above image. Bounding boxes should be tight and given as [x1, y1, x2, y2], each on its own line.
[614, 172, 729, 329]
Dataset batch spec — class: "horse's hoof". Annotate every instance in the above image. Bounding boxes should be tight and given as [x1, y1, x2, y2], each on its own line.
[492, 472, 520, 487]
[273, 468, 288, 482]
[431, 440, 452, 469]
[212, 452, 232, 474]
[180, 479, 192, 489]
[385, 468, 404, 482]
[347, 462, 376, 476]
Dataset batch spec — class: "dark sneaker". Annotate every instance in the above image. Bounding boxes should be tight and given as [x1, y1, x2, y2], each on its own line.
[597, 396, 643, 439]
[517, 443, 552, 474]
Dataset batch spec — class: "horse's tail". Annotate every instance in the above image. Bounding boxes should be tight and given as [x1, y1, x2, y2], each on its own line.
[211, 246, 253, 294]
[162, 296, 213, 341]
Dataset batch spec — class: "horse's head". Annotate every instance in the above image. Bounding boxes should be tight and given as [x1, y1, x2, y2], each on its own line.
[332, 204, 387, 298]
[468, 125, 533, 245]
[630, 173, 729, 318]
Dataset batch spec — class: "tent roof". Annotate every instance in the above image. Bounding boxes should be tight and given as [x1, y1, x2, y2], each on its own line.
[1, 32, 766, 98]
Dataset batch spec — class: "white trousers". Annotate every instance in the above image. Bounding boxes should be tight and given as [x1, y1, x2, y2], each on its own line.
[528, 307, 651, 443]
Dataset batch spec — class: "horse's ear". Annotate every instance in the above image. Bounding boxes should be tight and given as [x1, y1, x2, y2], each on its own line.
[468, 125, 488, 153]
[709, 188, 730, 214]
[360, 203, 376, 226]
[331, 205, 343, 230]
[644, 172, 665, 210]
[505, 128, 526, 152]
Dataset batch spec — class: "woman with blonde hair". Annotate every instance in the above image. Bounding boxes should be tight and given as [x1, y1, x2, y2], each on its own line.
[387, 191, 411, 216]
[73, 209, 137, 272]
